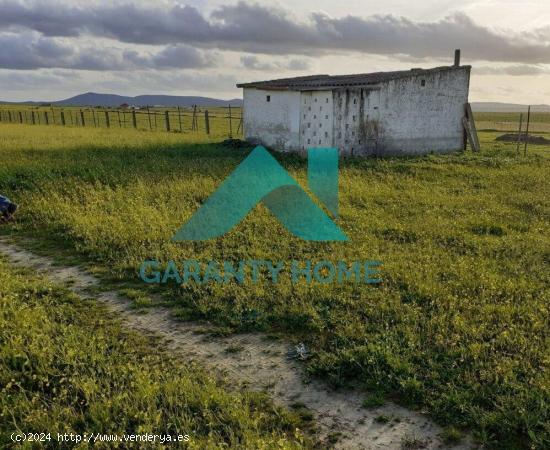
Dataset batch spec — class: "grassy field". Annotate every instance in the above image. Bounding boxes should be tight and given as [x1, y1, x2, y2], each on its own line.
[474, 112, 550, 134]
[0, 258, 309, 449]
[0, 123, 549, 448]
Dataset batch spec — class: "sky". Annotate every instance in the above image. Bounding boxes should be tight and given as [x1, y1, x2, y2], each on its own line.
[0, 0, 549, 103]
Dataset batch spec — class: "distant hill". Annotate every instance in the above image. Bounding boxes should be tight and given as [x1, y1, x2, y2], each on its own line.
[471, 102, 550, 113]
[0, 92, 243, 107]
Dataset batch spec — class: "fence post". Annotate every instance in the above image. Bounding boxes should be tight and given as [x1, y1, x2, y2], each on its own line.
[19, 111, 23, 124]
[165, 110, 170, 132]
[205, 110, 210, 135]
[524, 106, 531, 157]
[228, 104, 233, 138]
[516, 113, 523, 155]
[105, 110, 110, 128]
[61, 111, 66, 126]
[132, 110, 137, 129]
[147, 107, 152, 130]
[31, 111, 36, 125]
[178, 107, 182, 132]
[44, 111, 49, 125]
[80, 110, 85, 126]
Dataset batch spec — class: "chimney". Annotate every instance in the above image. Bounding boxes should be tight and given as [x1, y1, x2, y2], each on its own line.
[454, 49, 461, 67]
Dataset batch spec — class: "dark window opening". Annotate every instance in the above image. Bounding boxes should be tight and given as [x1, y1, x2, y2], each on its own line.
[266, 95, 271, 102]
[421, 80, 426, 87]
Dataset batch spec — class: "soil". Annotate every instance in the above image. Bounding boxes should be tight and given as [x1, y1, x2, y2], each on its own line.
[495, 133, 550, 145]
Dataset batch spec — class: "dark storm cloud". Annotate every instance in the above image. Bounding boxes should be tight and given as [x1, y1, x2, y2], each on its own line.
[0, 32, 213, 70]
[1, 1, 550, 64]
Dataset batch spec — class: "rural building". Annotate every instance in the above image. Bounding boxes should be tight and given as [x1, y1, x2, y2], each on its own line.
[237, 54, 471, 156]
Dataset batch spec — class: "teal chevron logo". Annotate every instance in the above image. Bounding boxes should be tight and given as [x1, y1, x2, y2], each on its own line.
[172, 146, 348, 241]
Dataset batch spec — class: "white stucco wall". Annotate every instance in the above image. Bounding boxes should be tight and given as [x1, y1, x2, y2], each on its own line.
[375, 67, 470, 155]
[242, 88, 301, 151]
[242, 67, 470, 156]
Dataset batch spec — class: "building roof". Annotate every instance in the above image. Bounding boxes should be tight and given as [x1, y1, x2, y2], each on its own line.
[237, 65, 471, 91]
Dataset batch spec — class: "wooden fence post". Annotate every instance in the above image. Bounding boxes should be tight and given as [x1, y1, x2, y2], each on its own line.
[132, 110, 137, 129]
[19, 111, 23, 124]
[178, 107, 182, 132]
[44, 111, 49, 125]
[31, 111, 36, 125]
[105, 110, 110, 128]
[524, 106, 531, 156]
[516, 113, 523, 155]
[80, 110, 85, 127]
[204, 110, 210, 135]
[191, 106, 197, 131]
[147, 107, 152, 130]
[165, 111, 170, 132]
[228, 105, 233, 138]
[61, 111, 66, 126]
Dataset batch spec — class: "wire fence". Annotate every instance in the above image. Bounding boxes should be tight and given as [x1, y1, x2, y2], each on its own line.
[3, 106, 550, 140]
[474, 111, 550, 134]
[0, 105, 243, 138]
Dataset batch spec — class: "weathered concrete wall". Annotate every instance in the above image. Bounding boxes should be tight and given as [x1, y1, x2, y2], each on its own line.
[376, 67, 470, 155]
[242, 67, 470, 156]
[332, 88, 380, 156]
[332, 67, 470, 156]
[242, 88, 301, 151]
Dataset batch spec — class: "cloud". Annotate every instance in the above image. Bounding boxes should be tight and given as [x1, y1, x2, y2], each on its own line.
[0, 68, 79, 90]
[240, 55, 311, 71]
[0, 67, 238, 100]
[0, 32, 213, 70]
[474, 65, 550, 76]
[1, 1, 550, 63]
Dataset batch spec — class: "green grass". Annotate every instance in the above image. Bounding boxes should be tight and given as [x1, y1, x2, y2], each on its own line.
[474, 111, 550, 124]
[1, 123, 549, 448]
[0, 257, 309, 449]
[474, 112, 550, 133]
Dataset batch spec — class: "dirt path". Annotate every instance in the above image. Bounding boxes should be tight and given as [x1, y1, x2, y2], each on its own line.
[0, 238, 473, 449]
